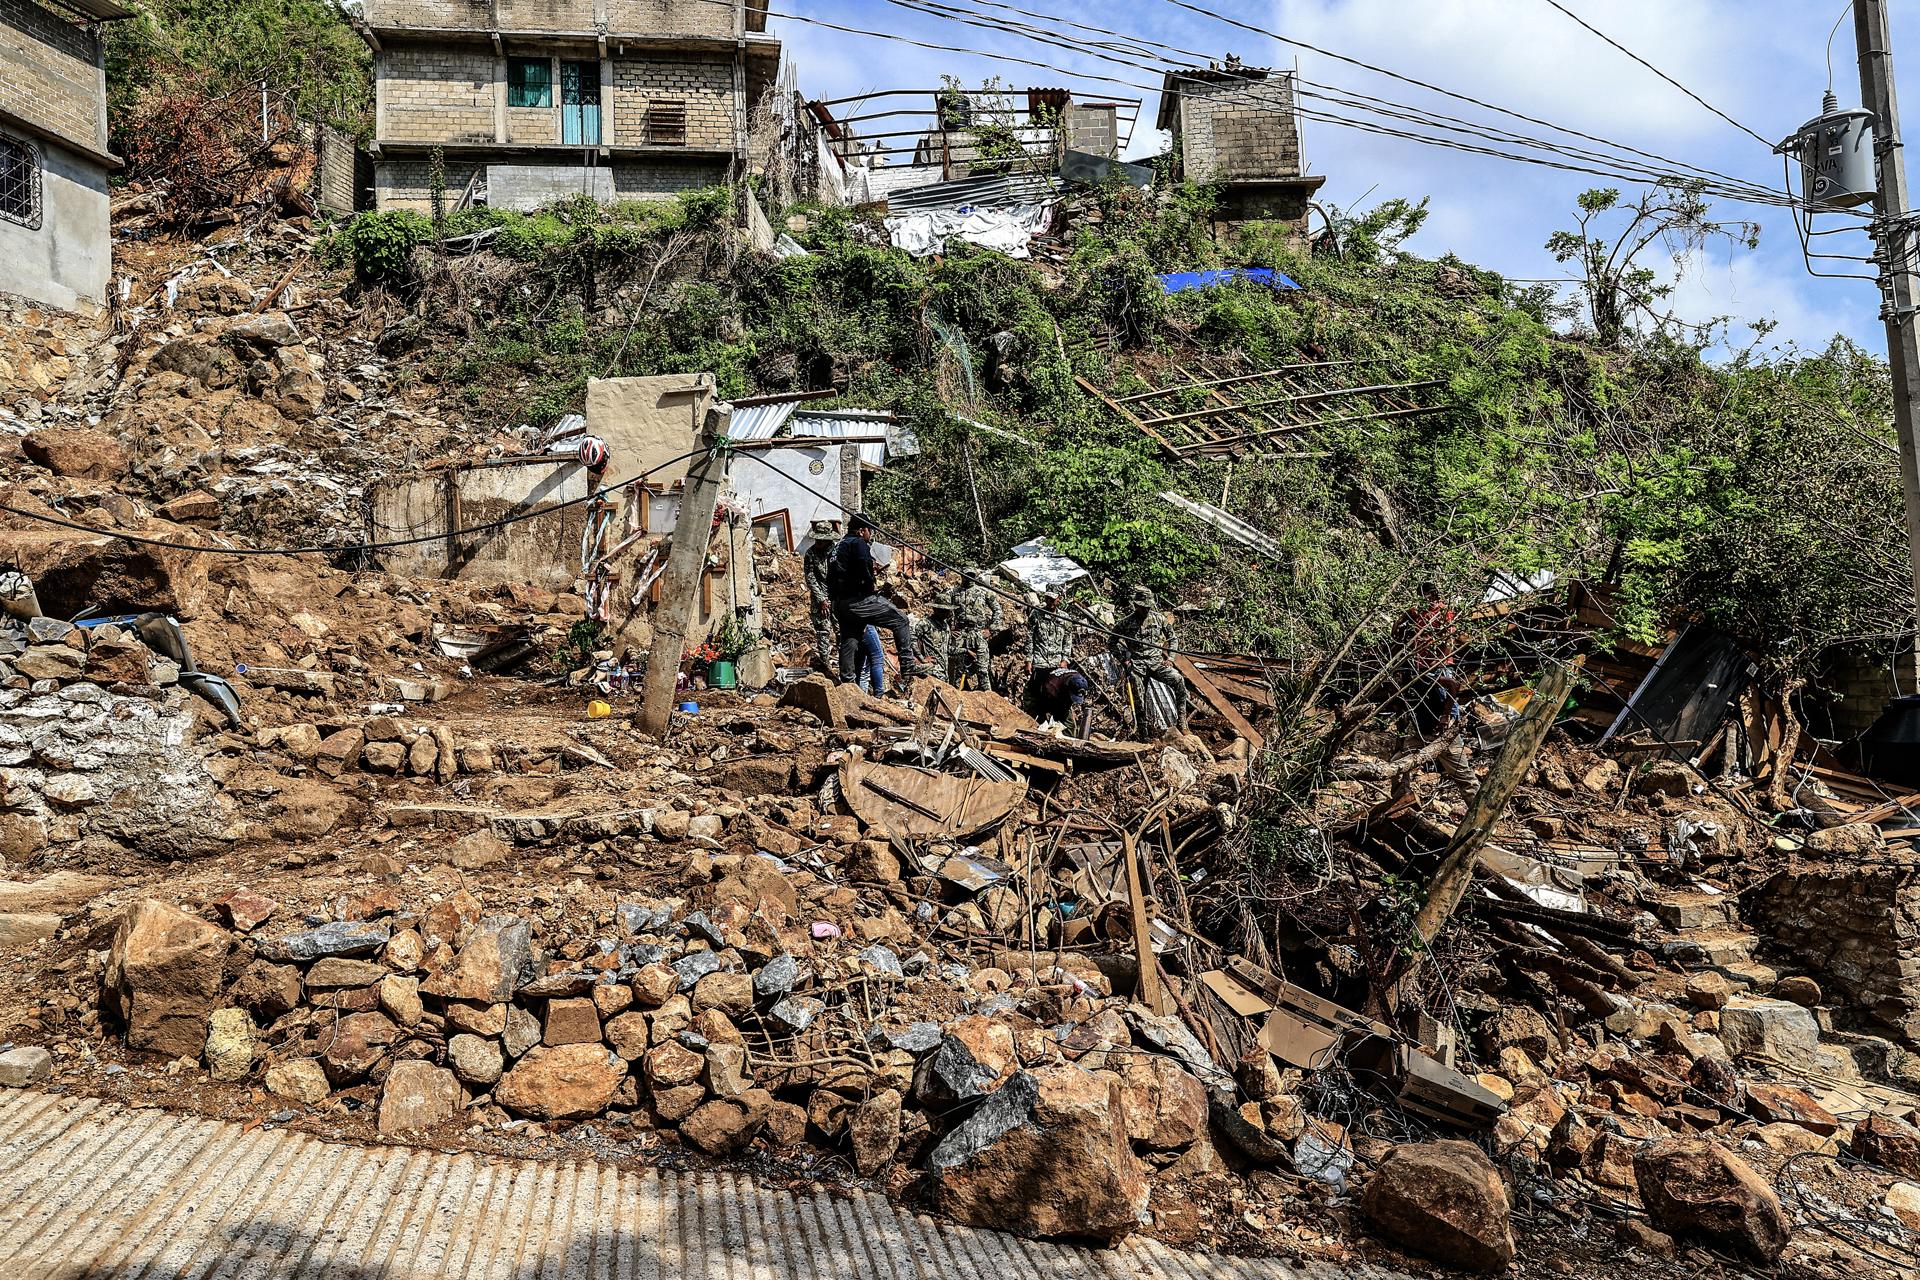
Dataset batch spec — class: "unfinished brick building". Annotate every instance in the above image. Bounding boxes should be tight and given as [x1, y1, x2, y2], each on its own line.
[0, 0, 128, 310]
[1158, 61, 1326, 230]
[359, 0, 780, 211]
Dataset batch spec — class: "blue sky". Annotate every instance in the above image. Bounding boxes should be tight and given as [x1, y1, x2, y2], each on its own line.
[779, 0, 1920, 358]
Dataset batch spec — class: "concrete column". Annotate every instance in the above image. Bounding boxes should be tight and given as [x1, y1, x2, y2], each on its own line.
[493, 56, 507, 144]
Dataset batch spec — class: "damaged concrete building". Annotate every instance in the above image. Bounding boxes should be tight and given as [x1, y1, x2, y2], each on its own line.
[359, 0, 781, 211]
[0, 0, 128, 310]
[1158, 60, 1325, 231]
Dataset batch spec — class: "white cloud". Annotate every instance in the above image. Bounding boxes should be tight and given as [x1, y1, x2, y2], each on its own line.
[778, 0, 1901, 352]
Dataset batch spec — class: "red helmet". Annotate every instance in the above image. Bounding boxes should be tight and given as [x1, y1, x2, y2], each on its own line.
[578, 436, 610, 472]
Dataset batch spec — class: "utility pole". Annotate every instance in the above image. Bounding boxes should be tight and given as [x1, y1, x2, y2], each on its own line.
[636, 407, 730, 737]
[1857, 0, 1920, 686]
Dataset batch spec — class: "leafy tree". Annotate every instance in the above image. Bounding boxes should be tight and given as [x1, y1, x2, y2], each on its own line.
[1546, 184, 1758, 346]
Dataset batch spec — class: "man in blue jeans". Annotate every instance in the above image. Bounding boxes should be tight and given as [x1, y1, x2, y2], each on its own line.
[829, 514, 924, 685]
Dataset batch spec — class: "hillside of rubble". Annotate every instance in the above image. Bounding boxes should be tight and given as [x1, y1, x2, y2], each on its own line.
[3, 155, 1920, 1280]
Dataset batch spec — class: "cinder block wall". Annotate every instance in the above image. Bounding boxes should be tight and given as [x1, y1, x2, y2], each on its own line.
[1178, 74, 1300, 183]
[365, 0, 740, 39]
[611, 54, 733, 149]
[612, 157, 726, 196]
[1812, 638, 1914, 741]
[0, 0, 106, 155]
[379, 48, 497, 144]
[374, 157, 483, 210]
[1062, 103, 1116, 158]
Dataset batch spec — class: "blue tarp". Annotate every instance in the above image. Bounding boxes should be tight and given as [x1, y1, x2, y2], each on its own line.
[1158, 267, 1300, 293]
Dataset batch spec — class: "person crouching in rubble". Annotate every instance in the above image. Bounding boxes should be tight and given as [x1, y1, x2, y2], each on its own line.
[1113, 585, 1189, 737]
[802, 518, 842, 672]
[950, 568, 1002, 692]
[828, 514, 924, 685]
[1397, 581, 1478, 789]
[1031, 667, 1089, 726]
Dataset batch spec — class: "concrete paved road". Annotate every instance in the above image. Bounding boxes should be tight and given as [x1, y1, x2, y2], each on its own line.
[0, 1088, 1403, 1279]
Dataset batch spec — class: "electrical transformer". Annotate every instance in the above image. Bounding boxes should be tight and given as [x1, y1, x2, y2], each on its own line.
[1787, 91, 1878, 209]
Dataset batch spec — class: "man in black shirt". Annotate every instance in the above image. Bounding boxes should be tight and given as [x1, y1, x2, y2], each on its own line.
[829, 514, 924, 685]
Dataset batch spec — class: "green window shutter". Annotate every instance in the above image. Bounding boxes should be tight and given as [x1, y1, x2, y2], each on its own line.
[508, 58, 552, 109]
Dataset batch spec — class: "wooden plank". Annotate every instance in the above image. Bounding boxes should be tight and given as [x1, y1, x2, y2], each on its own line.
[1122, 832, 1169, 1015]
[1175, 655, 1264, 751]
[1197, 668, 1275, 708]
[1076, 374, 1185, 458]
[1137, 379, 1446, 428]
[1113, 359, 1378, 403]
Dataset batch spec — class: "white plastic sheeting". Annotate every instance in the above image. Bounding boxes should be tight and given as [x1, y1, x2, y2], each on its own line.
[885, 204, 1053, 259]
[999, 537, 1090, 593]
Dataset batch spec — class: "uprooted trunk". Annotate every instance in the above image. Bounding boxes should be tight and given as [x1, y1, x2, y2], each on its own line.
[1331, 722, 1469, 781]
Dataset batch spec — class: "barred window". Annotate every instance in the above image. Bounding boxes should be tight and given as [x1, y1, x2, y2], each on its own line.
[507, 57, 552, 109]
[645, 99, 687, 146]
[0, 135, 40, 231]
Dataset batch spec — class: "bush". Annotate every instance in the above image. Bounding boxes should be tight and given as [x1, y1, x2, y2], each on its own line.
[325, 210, 433, 285]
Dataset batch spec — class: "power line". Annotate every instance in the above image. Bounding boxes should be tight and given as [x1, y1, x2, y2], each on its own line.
[1538, 0, 1772, 148]
[743, 0, 1835, 213]
[891, 0, 1803, 208]
[1145, 0, 1835, 210]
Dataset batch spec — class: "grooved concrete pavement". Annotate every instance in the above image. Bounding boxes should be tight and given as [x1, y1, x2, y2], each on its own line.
[0, 1089, 1405, 1279]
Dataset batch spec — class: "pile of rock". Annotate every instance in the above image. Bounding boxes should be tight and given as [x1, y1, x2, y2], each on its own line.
[97, 884, 1222, 1242]
[0, 617, 228, 860]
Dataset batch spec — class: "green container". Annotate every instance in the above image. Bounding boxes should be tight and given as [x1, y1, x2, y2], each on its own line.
[709, 660, 737, 689]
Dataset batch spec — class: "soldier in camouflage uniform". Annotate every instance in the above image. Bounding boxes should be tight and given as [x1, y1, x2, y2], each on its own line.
[950, 570, 1003, 692]
[802, 519, 841, 671]
[1112, 584, 1188, 737]
[912, 599, 957, 683]
[1022, 588, 1077, 712]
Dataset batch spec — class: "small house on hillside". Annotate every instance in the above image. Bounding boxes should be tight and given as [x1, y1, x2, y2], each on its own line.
[357, 0, 780, 212]
[0, 0, 129, 311]
[1157, 58, 1325, 231]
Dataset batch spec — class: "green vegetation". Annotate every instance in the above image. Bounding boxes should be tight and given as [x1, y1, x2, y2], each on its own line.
[320, 179, 1902, 685]
[107, 0, 371, 148]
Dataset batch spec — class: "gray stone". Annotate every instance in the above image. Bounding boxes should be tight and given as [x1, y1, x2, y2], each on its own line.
[753, 954, 798, 1000]
[258, 921, 391, 963]
[1718, 997, 1829, 1070]
[857, 945, 903, 978]
[673, 949, 722, 991]
[930, 1071, 1039, 1169]
[682, 911, 726, 947]
[885, 1021, 943, 1054]
[495, 1005, 538, 1060]
[0, 1045, 52, 1086]
[25, 619, 71, 644]
[768, 996, 823, 1033]
[615, 902, 670, 935]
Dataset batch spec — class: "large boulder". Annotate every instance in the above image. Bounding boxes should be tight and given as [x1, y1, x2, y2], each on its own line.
[1851, 1111, 1920, 1177]
[495, 1044, 623, 1121]
[22, 427, 127, 481]
[420, 916, 534, 1003]
[1633, 1138, 1790, 1262]
[928, 1065, 1149, 1243]
[102, 900, 229, 1060]
[1111, 1054, 1207, 1150]
[0, 524, 209, 620]
[378, 1061, 463, 1137]
[1361, 1140, 1515, 1273]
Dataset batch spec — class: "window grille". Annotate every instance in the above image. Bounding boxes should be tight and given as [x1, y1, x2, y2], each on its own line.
[0, 135, 40, 231]
[645, 100, 687, 146]
[507, 58, 553, 109]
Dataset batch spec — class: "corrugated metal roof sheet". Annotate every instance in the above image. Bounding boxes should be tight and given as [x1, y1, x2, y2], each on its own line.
[885, 168, 1064, 213]
[728, 399, 803, 441]
[791, 410, 898, 467]
[727, 404, 904, 467]
[0, 1090, 1407, 1280]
